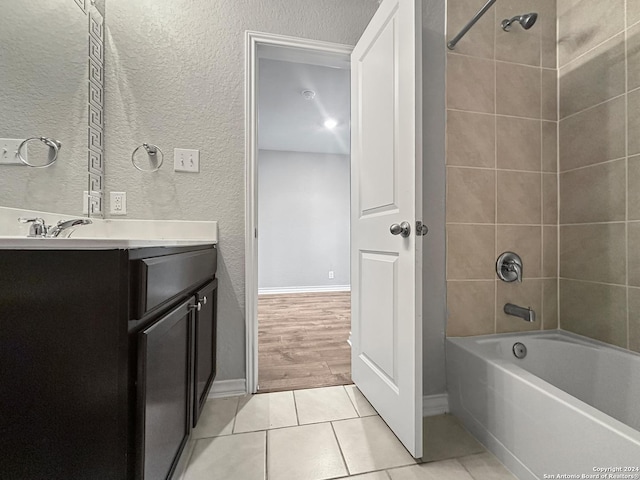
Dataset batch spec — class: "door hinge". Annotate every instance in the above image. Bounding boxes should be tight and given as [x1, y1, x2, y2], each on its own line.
[255, 227, 258, 238]
[416, 221, 429, 236]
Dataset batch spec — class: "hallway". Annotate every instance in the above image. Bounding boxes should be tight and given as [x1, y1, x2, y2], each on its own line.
[258, 292, 352, 392]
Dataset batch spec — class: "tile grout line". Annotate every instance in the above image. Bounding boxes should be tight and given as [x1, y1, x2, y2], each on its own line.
[558, 91, 625, 123]
[342, 385, 361, 418]
[329, 421, 351, 477]
[555, 0, 561, 333]
[447, 106, 559, 123]
[179, 440, 197, 480]
[494, 15, 498, 335]
[264, 429, 269, 480]
[448, 164, 561, 174]
[458, 456, 480, 480]
[558, 25, 626, 71]
[448, 50, 552, 71]
[448, 222, 558, 227]
[231, 396, 241, 434]
[559, 156, 627, 174]
[540, 63, 545, 331]
[292, 390, 301, 426]
[559, 277, 630, 288]
[625, 2, 631, 351]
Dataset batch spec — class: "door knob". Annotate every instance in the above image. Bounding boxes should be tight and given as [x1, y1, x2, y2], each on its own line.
[390, 221, 411, 238]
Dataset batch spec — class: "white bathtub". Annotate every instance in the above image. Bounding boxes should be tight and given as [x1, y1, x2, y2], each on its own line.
[446, 331, 640, 480]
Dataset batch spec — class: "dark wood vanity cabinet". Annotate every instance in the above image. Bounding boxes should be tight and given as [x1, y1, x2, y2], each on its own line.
[193, 279, 218, 425]
[0, 244, 217, 480]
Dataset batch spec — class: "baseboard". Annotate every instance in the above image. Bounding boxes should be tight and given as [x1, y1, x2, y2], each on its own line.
[258, 285, 351, 295]
[208, 379, 247, 399]
[423, 393, 449, 417]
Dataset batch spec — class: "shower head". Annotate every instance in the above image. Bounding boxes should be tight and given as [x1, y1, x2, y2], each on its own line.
[501, 12, 538, 31]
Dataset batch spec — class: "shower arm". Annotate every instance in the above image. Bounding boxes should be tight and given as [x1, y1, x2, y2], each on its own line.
[447, 0, 498, 50]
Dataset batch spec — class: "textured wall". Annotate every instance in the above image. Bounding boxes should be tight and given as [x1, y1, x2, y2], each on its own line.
[558, 0, 640, 352]
[105, 0, 378, 380]
[445, 0, 558, 337]
[0, 0, 88, 215]
[258, 150, 350, 291]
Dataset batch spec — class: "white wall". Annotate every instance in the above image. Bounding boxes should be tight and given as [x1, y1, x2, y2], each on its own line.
[105, 0, 378, 381]
[258, 150, 350, 292]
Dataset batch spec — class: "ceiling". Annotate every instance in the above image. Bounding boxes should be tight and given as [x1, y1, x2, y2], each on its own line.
[257, 56, 350, 156]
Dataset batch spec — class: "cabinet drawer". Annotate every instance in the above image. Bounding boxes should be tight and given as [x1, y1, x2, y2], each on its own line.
[132, 248, 216, 319]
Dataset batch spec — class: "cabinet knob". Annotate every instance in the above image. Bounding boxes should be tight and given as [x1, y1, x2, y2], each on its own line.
[189, 302, 202, 312]
[202, 296, 207, 305]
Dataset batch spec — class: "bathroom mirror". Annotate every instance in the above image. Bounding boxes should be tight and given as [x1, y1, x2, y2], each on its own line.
[0, 0, 105, 217]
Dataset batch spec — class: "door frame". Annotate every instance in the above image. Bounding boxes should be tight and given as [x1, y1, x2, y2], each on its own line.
[244, 31, 354, 394]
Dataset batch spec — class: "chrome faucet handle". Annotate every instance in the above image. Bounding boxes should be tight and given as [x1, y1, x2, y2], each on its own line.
[18, 217, 48, 238]
[508, 262, 523, 283]
[496, 252, 523, 283]
[46, 218, 93, 238]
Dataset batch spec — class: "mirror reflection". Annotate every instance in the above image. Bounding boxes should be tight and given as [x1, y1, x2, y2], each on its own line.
[0, 0, 104, 216]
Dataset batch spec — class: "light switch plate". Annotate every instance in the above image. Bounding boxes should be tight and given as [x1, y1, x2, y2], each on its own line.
[174, 148, 200, 173]
[0, 138, 25, 165]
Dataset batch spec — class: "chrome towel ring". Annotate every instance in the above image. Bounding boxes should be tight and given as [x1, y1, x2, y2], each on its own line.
[17, 137, 61, 168]
[131, 143, 164, 172]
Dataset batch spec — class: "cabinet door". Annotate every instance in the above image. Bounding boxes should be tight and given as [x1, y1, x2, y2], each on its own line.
[193, 279, 218, 426]
[137, 298, 195, 480]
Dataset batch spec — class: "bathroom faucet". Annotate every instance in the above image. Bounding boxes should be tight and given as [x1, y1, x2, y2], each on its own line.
[18, 217, 48, 237]
[46, 218, 93, 238]
[504, 303, 535, 322]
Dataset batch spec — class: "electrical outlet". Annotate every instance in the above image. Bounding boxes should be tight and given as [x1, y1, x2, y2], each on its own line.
[174, 148, 200, 173]
[328, 270, 335, 279]
[0, 138, 25, 165]
[110, 191, 127, 215]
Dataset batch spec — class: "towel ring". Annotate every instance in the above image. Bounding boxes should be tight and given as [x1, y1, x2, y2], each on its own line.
[17, 137, 61, 168]
[131, 143, 164, 172]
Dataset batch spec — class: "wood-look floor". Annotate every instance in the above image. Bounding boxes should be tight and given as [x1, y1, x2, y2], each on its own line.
[257, 292, 352, 393]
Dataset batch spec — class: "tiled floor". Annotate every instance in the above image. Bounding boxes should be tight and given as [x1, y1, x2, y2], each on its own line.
[181, 386, 517, 480]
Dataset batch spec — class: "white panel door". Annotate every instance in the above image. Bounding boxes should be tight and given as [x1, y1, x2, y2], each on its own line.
[350, 0, 423, 457]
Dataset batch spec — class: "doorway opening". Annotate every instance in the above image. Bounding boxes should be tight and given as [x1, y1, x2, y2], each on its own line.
[245, 33, 354, 394]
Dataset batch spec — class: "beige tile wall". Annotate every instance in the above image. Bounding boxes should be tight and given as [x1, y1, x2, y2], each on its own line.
[558, 0, 640, 352]
[445, 0, 558, 337]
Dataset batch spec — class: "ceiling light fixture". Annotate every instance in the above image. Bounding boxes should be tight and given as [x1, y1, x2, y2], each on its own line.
[301, 89, 316, 100]
[324, 118, 338, 129]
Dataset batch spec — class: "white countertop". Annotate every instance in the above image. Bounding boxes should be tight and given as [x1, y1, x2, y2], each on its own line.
[0, 237, 216, 250]
[0, 207, 218, 249]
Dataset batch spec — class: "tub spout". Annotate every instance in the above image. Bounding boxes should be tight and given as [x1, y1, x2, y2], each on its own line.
[504, 303, 535, 322]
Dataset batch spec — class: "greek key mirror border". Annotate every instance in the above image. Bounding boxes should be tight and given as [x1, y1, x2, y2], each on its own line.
[75, 0, 105, 217]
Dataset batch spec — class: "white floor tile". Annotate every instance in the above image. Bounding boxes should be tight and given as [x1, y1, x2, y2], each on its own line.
[332, 416, 417, 475]
[191, 396, 239, 439]
[387, 459, 475, 480]
[294, 386, 359, 424]
[183, 431, 266, 480]
[458, 452, 517, 480]
[234, 391, 298, 433]
[344, 385, 378, 417]
[422, 415, 484, 462]
[337, 472, 391, 479]
[268, 422, 348, 480]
